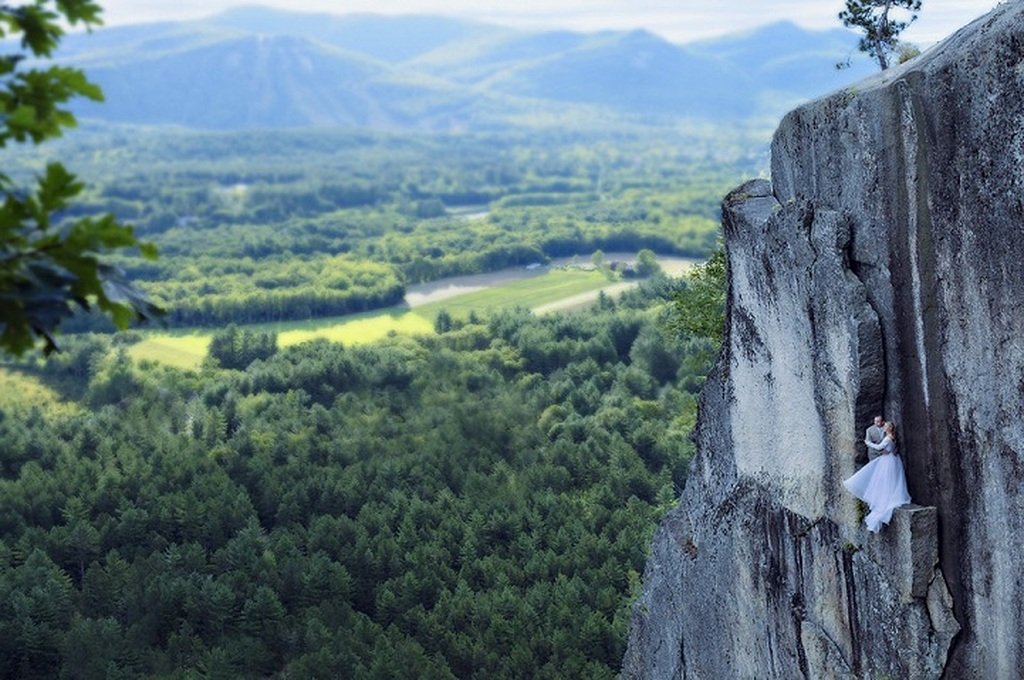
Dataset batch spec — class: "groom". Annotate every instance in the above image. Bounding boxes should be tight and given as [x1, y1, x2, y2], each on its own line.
[864, 415, 886, 462]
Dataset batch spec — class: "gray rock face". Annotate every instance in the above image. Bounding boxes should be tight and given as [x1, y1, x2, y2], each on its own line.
[623, 4, 1024, 678]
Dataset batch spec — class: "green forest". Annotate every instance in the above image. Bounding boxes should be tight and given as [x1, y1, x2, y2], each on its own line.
[0, 277, 716, 678]
[9, 127, 756, 329]
[0, 15, 740, 673]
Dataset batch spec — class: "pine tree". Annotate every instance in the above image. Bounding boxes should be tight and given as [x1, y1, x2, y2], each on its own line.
[839, 0, 923, 70]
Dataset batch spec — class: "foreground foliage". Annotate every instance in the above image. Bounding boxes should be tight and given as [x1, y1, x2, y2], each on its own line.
[0, 280, 710, 678]
[0, 0, 159, 355]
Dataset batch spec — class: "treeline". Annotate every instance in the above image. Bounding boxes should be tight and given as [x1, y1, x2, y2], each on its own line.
[146, 257, 405, 327]
[104, 208, 708, 328]
[148, 204, 714, 284]
[65, 256, 405, 330]
[32, 129, 741, 278]
[33, 128, 754, 236]
[0, 280, 714, 678]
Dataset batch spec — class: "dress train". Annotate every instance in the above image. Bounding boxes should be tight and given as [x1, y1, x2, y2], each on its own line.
[843, 453, 911, 533]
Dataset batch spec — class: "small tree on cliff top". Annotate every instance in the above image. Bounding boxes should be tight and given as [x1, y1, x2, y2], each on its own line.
[667, 246, 726, 348]
[840, 0, 923, 71]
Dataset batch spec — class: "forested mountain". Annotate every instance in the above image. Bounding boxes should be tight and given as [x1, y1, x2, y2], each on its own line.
[207, 8, 501, 63]
[71, 35, 501, 130]
[478, 30, 752, 118]
[56, 6, 876, 130]
[687, 21, 880, 103]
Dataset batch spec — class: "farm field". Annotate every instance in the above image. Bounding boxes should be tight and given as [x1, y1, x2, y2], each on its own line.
[415, 268, 609, 318]
[128, 308, 435, 370]
[126, 265, 681, 370]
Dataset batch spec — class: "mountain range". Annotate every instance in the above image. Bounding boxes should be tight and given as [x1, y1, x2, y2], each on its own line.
[55, 5, 878, 131]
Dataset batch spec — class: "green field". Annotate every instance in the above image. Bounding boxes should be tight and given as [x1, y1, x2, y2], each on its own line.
[128, 334, 213, 369]
[128, 268, 613, 370]
[0, 367, 81, 415]
[129, 310, 435, 370]
[416, 269, 609, 317]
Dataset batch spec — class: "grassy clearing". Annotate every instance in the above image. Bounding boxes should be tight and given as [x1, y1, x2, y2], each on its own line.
[417, 269, 609, 318]
[128, 310, 436, 370]
[277, 311, 434, 347]
[127, 268, 624, 370]
[0, 367, 81, 416]
[128, 334, 213, 370]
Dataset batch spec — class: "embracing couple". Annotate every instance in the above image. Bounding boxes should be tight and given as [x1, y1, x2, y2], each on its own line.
[842, 415, 912, 533]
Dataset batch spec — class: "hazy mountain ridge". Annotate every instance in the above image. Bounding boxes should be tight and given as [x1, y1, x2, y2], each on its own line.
[58, 6, 876, 130]
[479, 30, 756, 118]
[206, 6, 505, 63]
[74, 35, 468, 129]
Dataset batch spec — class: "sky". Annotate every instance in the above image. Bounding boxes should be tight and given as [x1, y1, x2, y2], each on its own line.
[97, 0, 1000, 45]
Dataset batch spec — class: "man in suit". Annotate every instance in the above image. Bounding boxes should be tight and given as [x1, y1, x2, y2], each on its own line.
[865, 415, 886, 461]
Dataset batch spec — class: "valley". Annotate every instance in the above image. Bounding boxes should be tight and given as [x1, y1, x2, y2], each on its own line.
[126, 254, 697, 370]
[0, 119, 722, 677]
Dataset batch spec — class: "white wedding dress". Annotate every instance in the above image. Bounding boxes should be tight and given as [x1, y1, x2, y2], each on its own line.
[843, 436, 911, 533]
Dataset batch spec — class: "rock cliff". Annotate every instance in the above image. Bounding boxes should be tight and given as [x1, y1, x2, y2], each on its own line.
[622, 4, 1024, 678]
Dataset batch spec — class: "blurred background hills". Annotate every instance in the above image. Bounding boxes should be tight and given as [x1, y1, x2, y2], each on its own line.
[55, 5, 876, 131]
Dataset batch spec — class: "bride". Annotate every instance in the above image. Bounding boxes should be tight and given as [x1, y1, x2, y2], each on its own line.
[843, 422, 911, 533]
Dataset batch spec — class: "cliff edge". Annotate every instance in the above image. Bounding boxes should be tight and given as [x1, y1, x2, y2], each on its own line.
[623, 4, 1024, 678]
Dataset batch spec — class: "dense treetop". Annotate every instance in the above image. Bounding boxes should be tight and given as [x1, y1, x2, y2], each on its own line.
[0, 278, 716, 678]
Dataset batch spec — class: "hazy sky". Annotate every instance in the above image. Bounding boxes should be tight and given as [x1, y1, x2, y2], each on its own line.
[98, 1, 999, 45]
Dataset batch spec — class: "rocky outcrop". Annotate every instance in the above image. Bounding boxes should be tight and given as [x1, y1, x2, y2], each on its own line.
[623, 4, 1024, 678]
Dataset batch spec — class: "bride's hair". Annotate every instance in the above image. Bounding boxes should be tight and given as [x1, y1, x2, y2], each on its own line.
[884, 422, 897, 442]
